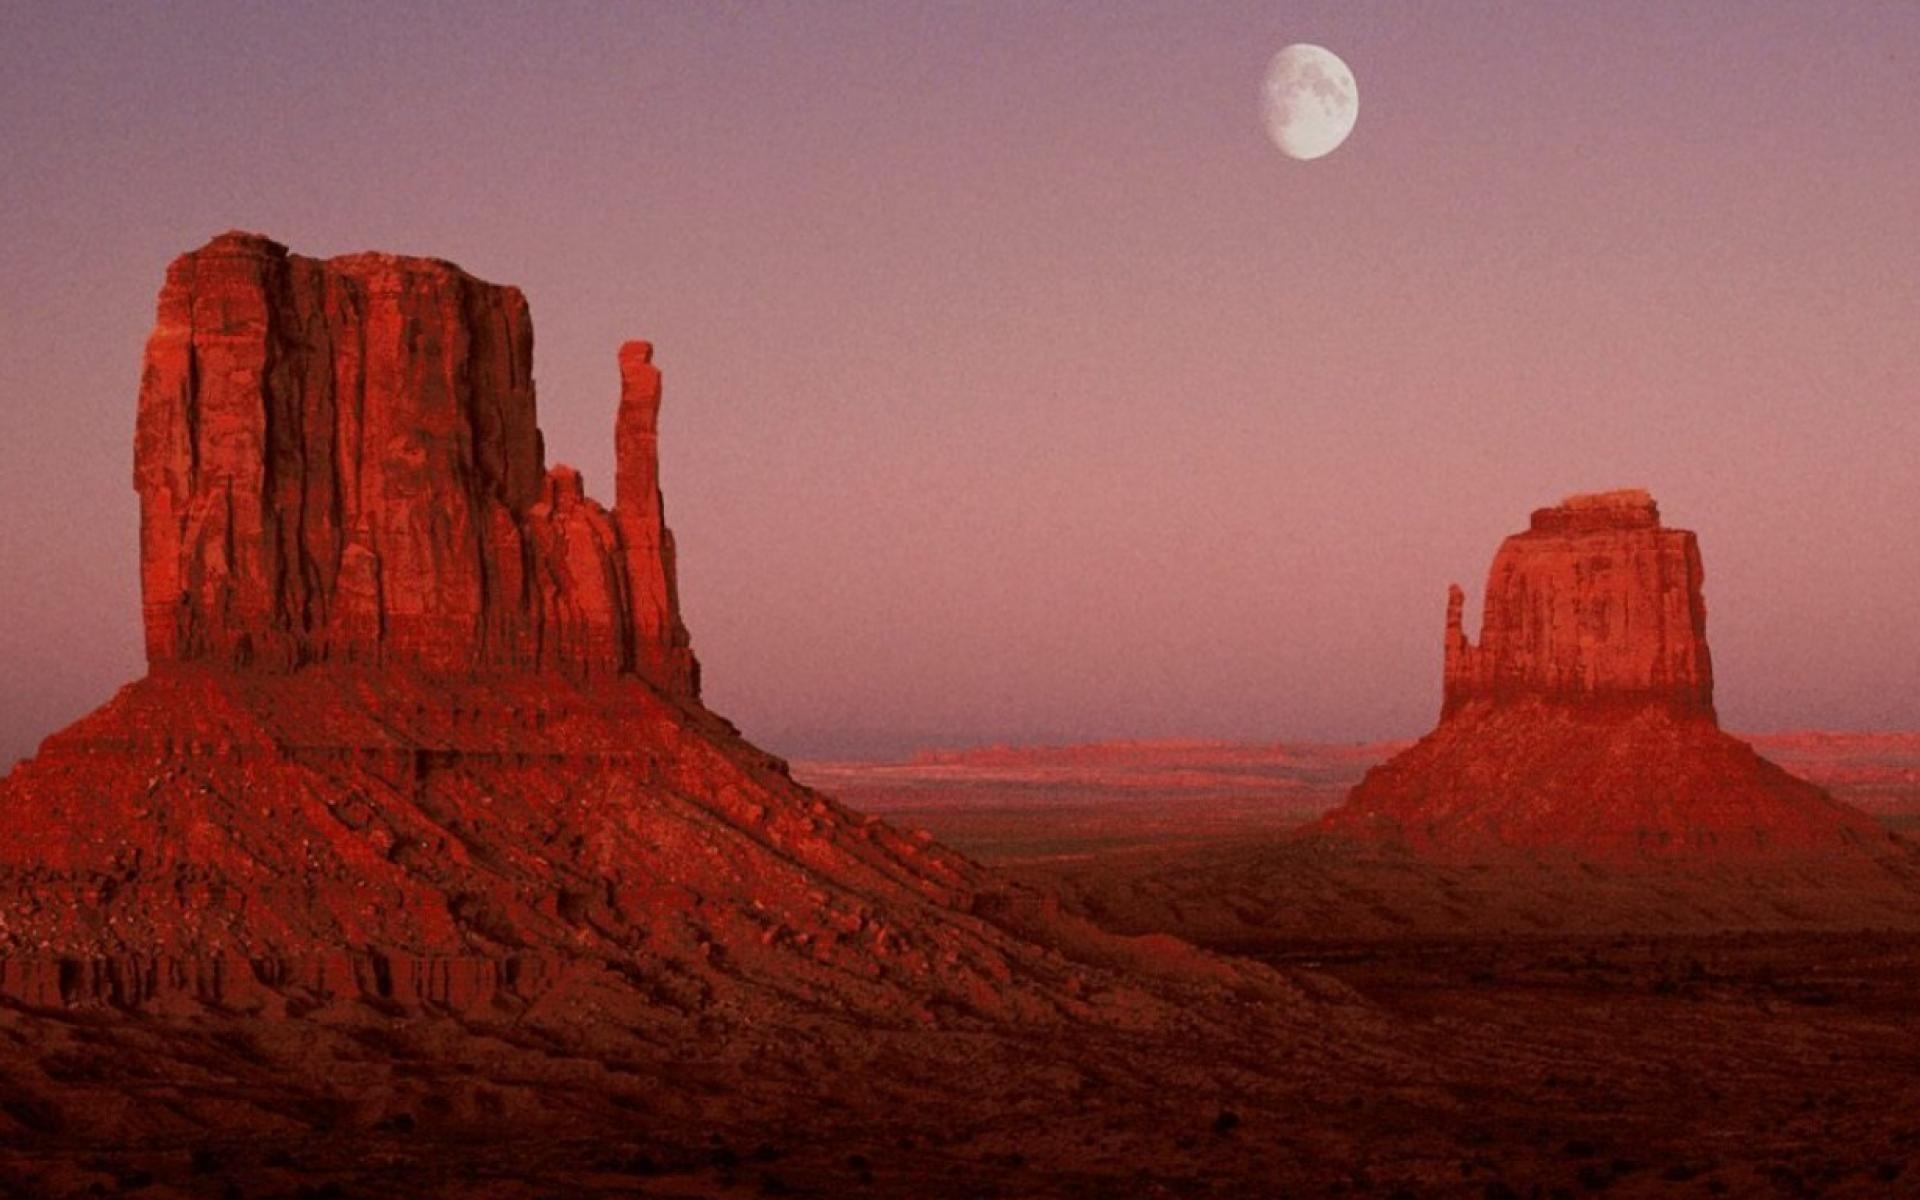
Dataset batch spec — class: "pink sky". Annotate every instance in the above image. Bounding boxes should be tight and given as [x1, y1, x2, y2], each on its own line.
[3, 2, 1917, 763]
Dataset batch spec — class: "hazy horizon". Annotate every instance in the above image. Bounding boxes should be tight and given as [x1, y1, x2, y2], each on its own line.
[5, 2, 1917, 767]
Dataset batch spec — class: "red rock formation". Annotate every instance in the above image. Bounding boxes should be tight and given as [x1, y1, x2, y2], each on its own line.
[135, 231, 698, 694]
[2, 233, 1275, 1034]
[614, 340, 700, 696]
[1442, 489, 1712, 718]
[1318, 490, 1901, 861]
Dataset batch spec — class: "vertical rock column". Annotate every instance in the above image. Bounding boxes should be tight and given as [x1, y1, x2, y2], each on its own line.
[614, 341, 700, 699]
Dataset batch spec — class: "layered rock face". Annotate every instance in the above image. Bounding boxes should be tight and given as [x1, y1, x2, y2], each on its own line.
[1442, 490, 1713, 718]
[1318, 491, 1899, 860]
[136, 231, 697, 693]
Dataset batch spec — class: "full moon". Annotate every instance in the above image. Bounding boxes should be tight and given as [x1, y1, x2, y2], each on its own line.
[1263, 43, 1358, 161]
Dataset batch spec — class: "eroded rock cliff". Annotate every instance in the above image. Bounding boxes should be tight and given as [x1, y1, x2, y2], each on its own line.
[1442, 490, 1713, 718]
[135, 231, 698, 693]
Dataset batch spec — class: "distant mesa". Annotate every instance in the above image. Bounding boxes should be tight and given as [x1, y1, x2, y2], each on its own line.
[1316, 490, 1903, 861]
[1440, 489, 1712, 718]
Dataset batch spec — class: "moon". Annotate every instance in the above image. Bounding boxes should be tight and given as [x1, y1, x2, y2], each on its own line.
[1263, 44, 1358, 161]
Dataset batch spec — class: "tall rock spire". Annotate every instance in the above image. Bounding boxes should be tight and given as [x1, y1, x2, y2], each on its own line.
[614, 341, 700, 698]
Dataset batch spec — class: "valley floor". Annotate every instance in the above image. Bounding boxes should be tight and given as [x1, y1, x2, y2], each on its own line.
[1, 737, 1916, 1198]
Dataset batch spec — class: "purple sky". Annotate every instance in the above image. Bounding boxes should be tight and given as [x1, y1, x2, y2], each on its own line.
[3, 2, 1917, 764]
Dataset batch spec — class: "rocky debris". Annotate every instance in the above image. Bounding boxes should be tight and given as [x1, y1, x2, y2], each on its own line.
[135, 231, 698, 693]
[1318, 490, 1908, 861]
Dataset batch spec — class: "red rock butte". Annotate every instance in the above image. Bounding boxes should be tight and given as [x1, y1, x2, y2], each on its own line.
[136, 231, 697, 692]
[0, 232, 1251, 1017]
[1317, 490, 1902, 861]
[1441, 489, 1712, 719]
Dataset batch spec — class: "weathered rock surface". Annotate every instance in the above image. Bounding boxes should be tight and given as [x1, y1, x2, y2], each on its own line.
[136, 231, 698, 692]
[1442, 489, 1713, 718]
[1319, 490, 1905, 861]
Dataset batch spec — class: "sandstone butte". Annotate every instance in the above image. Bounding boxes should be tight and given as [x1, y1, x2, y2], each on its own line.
[1316, 489, 1904, 862]
[0, 233, 1292, 1024]
[135, 232, 697, 690]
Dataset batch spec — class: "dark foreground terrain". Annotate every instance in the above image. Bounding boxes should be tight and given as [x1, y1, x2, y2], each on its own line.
[6, 783, 1915, 1199]
[783, 739, 1920, 1199]
[1, 735, 1915, 1199]
[6, 930, 1918, 1198]
[1253, 930, 1920, 1198]
[4, 950, 1919, 1190]
[0, 741, 1912, 1198]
